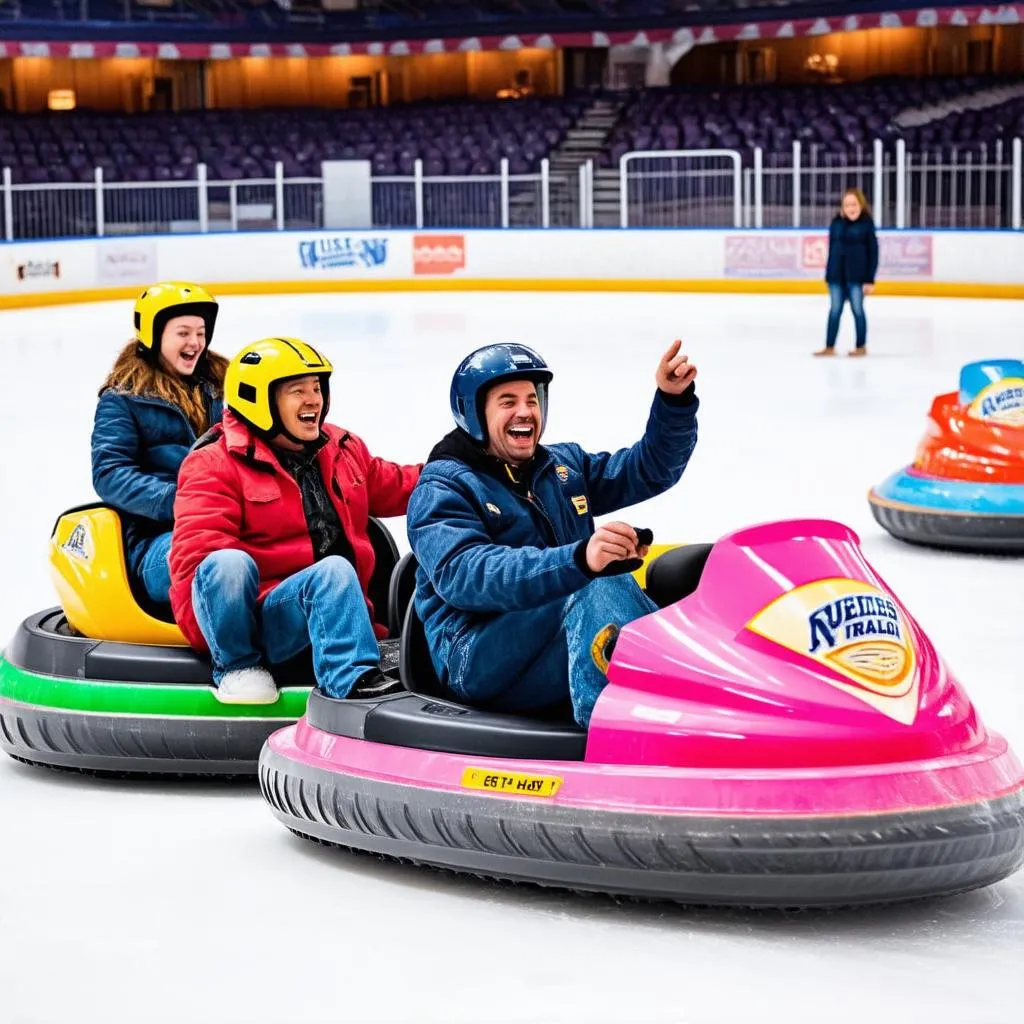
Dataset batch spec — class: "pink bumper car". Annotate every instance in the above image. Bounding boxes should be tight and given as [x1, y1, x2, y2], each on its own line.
[259, 520, 1024, 907]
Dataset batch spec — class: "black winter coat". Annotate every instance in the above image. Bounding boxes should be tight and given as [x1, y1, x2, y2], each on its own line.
[825, 213, 879, 285]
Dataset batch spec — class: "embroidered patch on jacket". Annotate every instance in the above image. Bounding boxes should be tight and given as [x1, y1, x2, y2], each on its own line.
[555, 465, 569, 483]
[485, 502, 502, 516]
[571, 495, 588, 515]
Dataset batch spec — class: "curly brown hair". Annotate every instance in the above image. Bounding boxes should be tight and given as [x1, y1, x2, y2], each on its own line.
[99, 342, 229, 437]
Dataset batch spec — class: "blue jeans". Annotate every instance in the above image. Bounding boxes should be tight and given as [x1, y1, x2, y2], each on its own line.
[446, 576, 657, 727]
[137, 531, 173, 605]
[191, 550, 380, 697]
[825, 281, 867, 349]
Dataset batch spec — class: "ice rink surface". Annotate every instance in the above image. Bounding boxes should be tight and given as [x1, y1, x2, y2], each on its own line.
[0, 289, 1022, 1023]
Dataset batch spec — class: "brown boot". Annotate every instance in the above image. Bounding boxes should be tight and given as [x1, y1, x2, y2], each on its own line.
[813, 348, 836, 357]
[848, 348, 867, 358]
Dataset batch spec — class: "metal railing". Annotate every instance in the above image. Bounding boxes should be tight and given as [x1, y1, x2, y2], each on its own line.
[0, 158, 593, 240]
[620, 149, 743, 228]
[620, 139, 1024, 231]
[3, 141, 1022, 240]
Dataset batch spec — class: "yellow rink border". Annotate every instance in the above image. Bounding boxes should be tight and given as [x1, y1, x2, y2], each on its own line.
[3, 277, 1024, 312]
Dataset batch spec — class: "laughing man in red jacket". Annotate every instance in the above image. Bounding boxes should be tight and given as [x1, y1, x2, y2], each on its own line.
[169, 337, 420, 705]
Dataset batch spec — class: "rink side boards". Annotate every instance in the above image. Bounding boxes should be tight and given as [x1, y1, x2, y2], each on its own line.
[2, 229, 1023, 309]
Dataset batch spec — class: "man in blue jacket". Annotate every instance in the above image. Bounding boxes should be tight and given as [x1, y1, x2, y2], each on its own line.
[407, 340, 699, 727]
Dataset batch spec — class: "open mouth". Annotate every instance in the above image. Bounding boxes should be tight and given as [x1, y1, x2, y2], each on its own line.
[178, 349, 199, 367]
[507, 424, 535, 443]
[297, 412, 319, 427]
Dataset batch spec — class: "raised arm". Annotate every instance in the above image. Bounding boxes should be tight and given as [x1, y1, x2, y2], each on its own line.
[579, 341, 699, 517]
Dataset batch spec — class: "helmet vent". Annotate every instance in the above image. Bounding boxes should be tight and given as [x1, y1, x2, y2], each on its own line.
[240, 352, 263, 365]
[238, 383, 257, 403]
[133, 312, 141, 331]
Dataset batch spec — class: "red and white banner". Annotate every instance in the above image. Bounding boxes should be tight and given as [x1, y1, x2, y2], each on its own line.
[0, 6, 1020, 59]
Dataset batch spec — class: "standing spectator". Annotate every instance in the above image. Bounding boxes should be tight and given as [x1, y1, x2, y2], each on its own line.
[814, 188, 879, 358]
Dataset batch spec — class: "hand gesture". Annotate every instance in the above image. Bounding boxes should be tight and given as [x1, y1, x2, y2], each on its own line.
[656, 340, 697, 395]
[585, 522, 650, 574]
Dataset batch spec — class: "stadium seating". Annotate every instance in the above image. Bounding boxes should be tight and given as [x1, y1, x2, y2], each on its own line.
[599, 77, 1024, 167]
[0, 98, 589, 185]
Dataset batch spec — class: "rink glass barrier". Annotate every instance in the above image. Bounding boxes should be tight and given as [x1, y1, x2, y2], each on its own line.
[3, 140, 1022, 240]
[2, 226, 1024, 308]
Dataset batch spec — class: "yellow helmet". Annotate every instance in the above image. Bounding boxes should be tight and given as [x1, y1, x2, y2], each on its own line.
[225, 337, 333, 437]
[134, 281, 219, 359]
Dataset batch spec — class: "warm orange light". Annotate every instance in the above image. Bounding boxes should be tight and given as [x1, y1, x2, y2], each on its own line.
[48, 88, 76, 111]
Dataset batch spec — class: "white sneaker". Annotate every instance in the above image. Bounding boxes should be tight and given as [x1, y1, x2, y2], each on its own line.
[213, 667, 279, 705]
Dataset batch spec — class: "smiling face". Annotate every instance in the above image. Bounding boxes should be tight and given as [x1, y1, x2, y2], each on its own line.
[158, 315, 207, 377]
[274, 375, 324, 445]
[483, 379, 543, 465]
[841, 192, 863, 219]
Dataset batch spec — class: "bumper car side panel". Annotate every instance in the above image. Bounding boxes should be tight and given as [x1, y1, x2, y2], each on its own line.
[869, 471, 1024, 552]
[259, 738, 1024, 907]
[872, 468, 1024, 515]
[274, 720, 1024, 819]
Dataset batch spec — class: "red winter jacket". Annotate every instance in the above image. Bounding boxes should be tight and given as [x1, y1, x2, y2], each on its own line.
[169, 410, 420, 653]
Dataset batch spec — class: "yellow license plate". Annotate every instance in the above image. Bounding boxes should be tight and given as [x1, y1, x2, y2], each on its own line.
[461, 767, 563, 798]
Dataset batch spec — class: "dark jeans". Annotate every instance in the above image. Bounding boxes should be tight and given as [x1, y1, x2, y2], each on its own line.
[825, 282, 867, 350]
[445, 575, 657, 727]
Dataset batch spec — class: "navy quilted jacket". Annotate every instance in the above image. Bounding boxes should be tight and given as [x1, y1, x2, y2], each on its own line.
[91, 385, 222, 577]
[825, 213, 879, 285]
[407, 389, 698, 682]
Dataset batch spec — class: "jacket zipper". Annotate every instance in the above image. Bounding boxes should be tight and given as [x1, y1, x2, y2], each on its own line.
[526, 492, 559, 546]
[513, 460, 559, 547]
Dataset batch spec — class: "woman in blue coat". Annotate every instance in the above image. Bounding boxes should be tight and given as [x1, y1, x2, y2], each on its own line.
[815, 187, 879, 357]
[91, 282, 227, 607]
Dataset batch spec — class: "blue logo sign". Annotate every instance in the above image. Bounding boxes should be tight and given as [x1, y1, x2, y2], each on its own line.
[808, 594, 902, 654]
[299, 237, 388, 271]
[979, 384, 1024, 420]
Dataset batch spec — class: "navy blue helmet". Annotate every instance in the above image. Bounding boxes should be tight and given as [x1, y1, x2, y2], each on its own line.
[450, 343, 553, 443]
